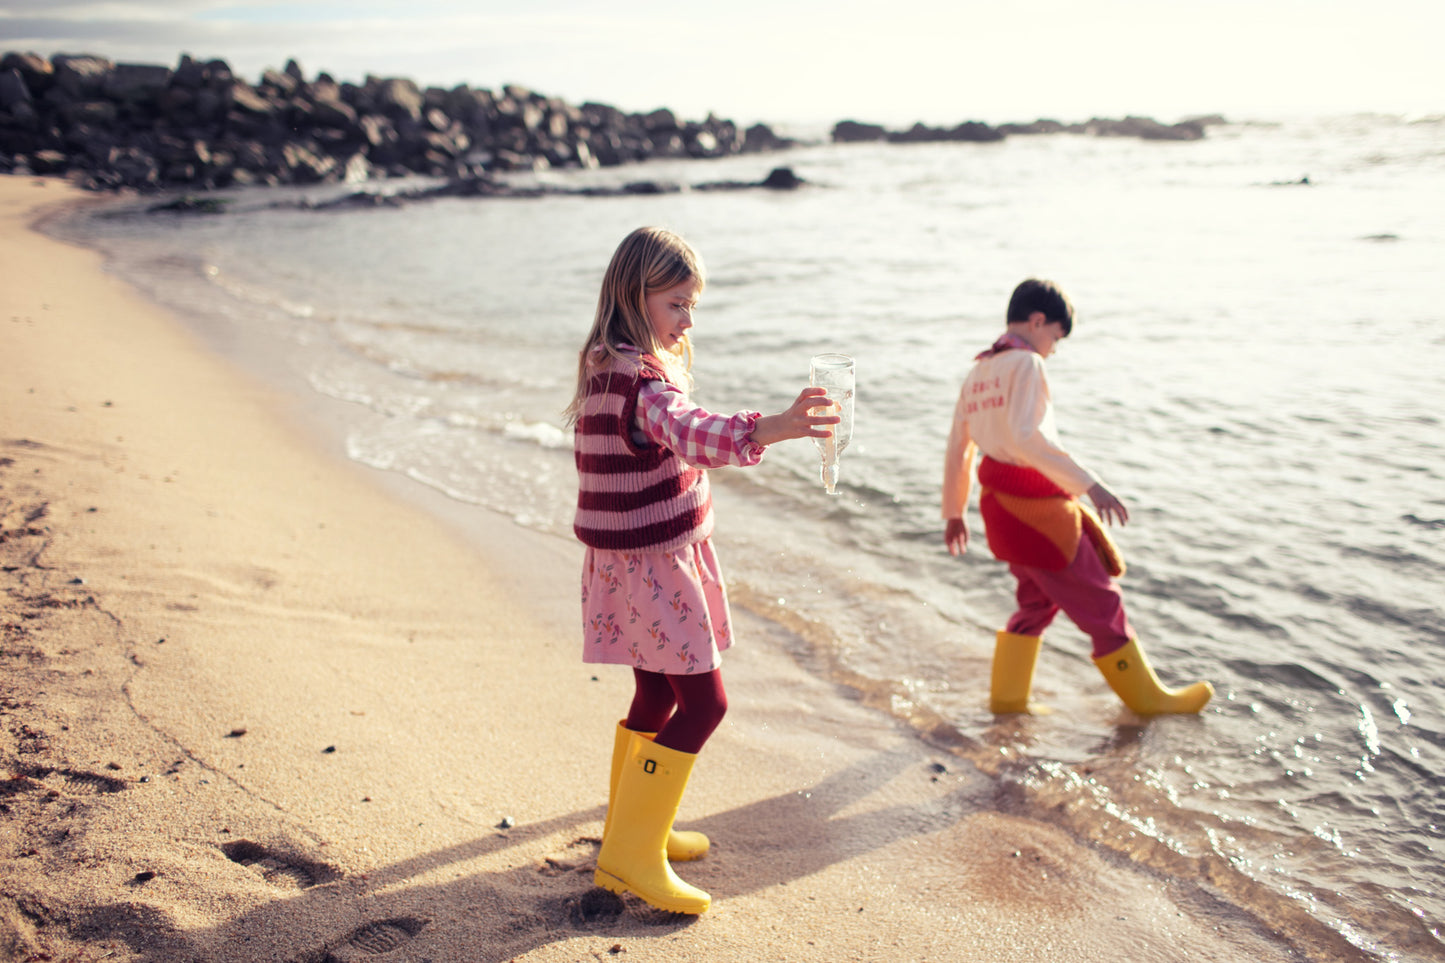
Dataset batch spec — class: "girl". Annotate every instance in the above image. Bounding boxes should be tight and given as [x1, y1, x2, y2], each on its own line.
[566, 226, 837, 915]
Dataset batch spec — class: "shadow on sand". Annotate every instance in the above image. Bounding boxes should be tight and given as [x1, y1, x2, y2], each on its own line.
[86, 746, 967, 961]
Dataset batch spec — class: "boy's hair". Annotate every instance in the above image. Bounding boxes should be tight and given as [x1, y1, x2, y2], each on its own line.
[565, 227, 705, 423]
[1006, 278, 1073, 336]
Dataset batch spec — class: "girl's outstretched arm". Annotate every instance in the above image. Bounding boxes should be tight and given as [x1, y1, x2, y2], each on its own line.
[636, 381, 766, 469]
[750, 387, 840, 447]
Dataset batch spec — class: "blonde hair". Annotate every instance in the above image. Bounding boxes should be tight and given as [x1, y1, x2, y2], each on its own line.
[565, 227, 706, 424]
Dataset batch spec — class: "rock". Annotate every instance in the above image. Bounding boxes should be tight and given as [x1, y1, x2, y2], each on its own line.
[104, 63, 171, 103]
[260, 67, 299, 98]
[51, 54, 113, 99]
[310, 96, 358, 130]
[228, 82, 274, 116]
[685, 166, 811, 193]
[997, 119, 1068, 135]
[281, 141, 337, 182]
[1083, 115, 1204, 141]
[0, 52, 53, 95]
[834, 112, 1215, 148]
[375, 77, 424, 122]
[59, 99, 117, 126]
[885, 120, 1003, 143]
[109, 147, 159, 187]
[27, 148, 69, 173]
[741, 122, 795, 153]
[949, 120, 1005, 142]
[760, 166, 803, 189]
[622, 180, 680, 195]
[0, 69, 31, 109]
[642, 107, 677, 131]
[0, 50, 798, 192]
[832, 120, 887, 142]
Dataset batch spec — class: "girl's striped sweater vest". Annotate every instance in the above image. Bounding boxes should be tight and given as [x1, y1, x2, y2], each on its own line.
[573, 351, 714, 553]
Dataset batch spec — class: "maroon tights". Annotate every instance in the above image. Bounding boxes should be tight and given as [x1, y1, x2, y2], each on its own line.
[625, 668, 728, 755]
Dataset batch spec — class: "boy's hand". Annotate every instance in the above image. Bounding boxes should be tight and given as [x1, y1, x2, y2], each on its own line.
[1086, 483, 1129, 526]
[750, 387, 841, 447]
[945, 517, 969, 556]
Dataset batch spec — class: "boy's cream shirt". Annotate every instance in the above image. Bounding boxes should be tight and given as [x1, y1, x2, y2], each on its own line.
[943, 348, 1097, 519]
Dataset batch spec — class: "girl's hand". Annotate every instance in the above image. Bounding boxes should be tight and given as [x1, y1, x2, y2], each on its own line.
[749, 387, 841, 447]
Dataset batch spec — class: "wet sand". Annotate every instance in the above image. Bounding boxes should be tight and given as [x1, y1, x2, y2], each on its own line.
[0, 175, 1312, 961]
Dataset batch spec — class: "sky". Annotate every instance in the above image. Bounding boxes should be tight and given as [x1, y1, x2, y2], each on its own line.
[2, 1, 1442, 129]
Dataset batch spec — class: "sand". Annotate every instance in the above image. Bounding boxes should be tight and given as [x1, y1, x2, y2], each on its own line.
[0, 175, 1320, 962]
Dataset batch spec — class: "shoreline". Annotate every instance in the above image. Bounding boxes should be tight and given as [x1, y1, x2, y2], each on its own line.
[1, 174, 1334, 961]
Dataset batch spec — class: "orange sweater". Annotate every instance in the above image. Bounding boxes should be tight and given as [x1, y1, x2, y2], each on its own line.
[978, 456, 1124, 576]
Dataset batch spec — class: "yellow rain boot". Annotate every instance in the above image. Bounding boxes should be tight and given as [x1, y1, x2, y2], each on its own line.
[594, 733, 710, 915]
[1094, 638, 1214, 715]
[990, 630, 1043, 713]
[605, 721, 709, 861]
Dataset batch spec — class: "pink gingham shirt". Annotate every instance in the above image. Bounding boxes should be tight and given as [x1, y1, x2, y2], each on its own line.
[635, 380, 766, 469]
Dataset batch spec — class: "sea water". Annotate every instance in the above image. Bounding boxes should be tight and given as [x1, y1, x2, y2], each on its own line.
[49, 113, 1445, 960]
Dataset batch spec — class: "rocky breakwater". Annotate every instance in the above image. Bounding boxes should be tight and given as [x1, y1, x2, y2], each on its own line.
[0, 52, 794, 191]
[832, 114, 1221, 144]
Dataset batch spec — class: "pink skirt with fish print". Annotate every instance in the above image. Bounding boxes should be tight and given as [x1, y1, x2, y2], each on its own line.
[580, 538, 734, 674]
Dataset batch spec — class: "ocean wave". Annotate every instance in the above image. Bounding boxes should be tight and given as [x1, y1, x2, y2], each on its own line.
[501, 420, 569, 449]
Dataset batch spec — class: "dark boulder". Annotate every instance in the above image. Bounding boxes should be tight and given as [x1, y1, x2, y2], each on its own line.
[59, 99, 118, 126]
[310, 96, 358, 130]
[228, 81, 276, 117]
[997, 119, 1068, 135]
[0, 52, 53, 95]
[260, 66, 300, 99]
[623, 180, 681, 195]
[104, 63, 172, 103]
[642, 107, 677, 131]
[695, 166, 806, 192]
[0, 68, 31, 110]
[149, 194, 230, 214]
[831, 120, 887, 142]
[949, 121, 1005, 142]
[741, 122, 794, 153]
[28, 148, 69, 173]
[52, 54, 113, 98]
[885, 120, 1003, 143]
[760, 166, 803, 189]
[1084, 115, 1205, 141]
[281, 140, 338, 182]
[0, 50, 799, 192]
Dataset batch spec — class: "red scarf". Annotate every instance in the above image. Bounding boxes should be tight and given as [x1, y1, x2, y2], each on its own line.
[974, 332, 1036, 360]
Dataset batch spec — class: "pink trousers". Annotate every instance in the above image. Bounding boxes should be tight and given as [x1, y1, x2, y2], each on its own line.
[1005, 538, 1133, 659]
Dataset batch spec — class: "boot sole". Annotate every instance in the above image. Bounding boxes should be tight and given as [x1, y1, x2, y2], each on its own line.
[594, 868, 710, 915]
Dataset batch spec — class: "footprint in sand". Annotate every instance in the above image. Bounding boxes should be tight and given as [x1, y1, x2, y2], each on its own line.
[220, 839, 340, 889]
[10, 765, 127, 796]
[538, 836, 597, 878]
[54, 767, 128, 794]
[295, 917, 429, 963]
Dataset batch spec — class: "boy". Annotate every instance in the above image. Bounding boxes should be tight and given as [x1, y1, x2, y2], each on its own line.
[941, 279, 1212, 715]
